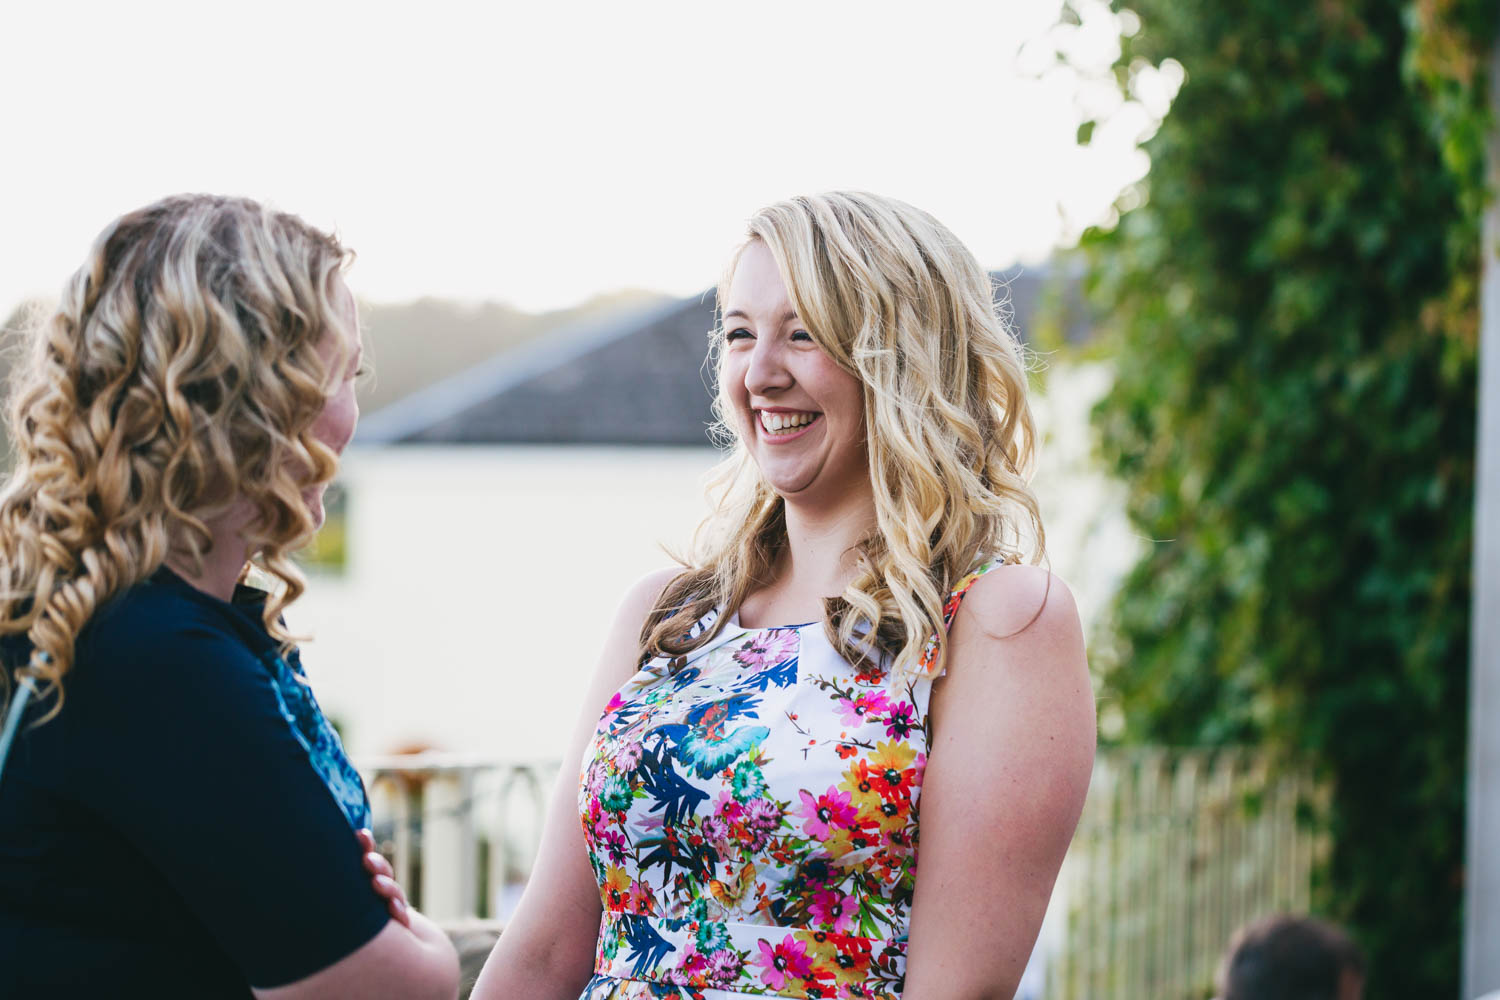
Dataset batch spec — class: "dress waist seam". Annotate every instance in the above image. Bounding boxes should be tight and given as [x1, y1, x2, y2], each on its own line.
[593, 909, 906, 999]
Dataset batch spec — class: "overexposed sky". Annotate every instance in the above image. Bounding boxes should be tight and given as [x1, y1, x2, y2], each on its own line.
[1, 0, 1175, 314]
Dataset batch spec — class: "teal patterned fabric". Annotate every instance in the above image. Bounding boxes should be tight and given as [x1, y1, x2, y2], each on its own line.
[259, 648, 371, 831]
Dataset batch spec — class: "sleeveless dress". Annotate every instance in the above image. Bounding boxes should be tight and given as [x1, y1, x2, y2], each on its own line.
[576, 562, 1002, 1000]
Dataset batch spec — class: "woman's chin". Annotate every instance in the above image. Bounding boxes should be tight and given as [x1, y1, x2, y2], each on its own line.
[761, 466, 822, 500]
[758, 454, 871, 508]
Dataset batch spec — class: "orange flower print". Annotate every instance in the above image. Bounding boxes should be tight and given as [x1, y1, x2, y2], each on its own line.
[839, 759, 881, 812]
[602, 865, 632, 910]
[868, 740, 920, 803]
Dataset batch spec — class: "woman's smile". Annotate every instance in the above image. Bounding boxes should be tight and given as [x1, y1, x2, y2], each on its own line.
[756, 408, 822, 442]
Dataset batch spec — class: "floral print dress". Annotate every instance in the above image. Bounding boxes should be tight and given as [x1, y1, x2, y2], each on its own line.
[577, 562, 1002, 999]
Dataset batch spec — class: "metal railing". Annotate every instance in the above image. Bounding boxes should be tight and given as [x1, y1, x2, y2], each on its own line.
[361, 754, 558, 922]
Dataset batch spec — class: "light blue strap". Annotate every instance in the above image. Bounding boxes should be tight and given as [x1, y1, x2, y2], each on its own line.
[0, 676, 36, 786]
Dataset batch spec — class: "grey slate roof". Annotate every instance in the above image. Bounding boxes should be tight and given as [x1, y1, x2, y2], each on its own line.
[354, 266, 1088, 447]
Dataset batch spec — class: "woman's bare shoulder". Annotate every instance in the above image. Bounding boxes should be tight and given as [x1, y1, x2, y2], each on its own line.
[953, 563, 1082, 649]
[586, 566, 692, 690]
[616, 566, 689, 626]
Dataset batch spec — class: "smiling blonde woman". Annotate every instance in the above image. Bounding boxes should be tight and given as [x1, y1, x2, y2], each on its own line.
[0, 195, 458, 999]
[474, 191, 1095, 1000]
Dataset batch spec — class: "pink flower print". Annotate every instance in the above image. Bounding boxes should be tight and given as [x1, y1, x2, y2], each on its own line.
[743, 797, 782, 849]
[699, 814, 730, 845]
[675, 949, 709, 982]
[796, 787, 859, 839]
[585, 759, 608, 796]
[755, 935, 813, 989]
[808, 888, 858, 934]
[715, 790, 746, 824]
[707, 948, 743, 986]
[611, 738, 644, 773]
[836, 691, 892, 729]
[592, 808, 617, 842]
[597, 829, 629, 865]
[733, 629, 800, 671]
[881, 701, 917, 739]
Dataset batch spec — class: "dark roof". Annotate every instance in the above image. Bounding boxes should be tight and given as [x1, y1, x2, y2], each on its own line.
[355, 266, 1088, 447]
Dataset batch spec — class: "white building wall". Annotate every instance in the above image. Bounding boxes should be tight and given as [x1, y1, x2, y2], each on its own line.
[292, 446, 718, 760]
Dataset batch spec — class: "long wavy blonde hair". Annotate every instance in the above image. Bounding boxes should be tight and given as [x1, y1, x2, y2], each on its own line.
[0, 194, 355, 719]
[642, 191, 1044, 680]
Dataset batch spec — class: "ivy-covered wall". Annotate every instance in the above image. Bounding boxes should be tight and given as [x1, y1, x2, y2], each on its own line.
[1079, 1, 1496, 995]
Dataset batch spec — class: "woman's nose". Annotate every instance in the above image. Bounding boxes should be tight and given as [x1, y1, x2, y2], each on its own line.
[744, 339, 792, 397]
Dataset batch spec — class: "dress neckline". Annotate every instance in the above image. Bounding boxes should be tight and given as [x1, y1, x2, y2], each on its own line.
[725, 609, 819, 632]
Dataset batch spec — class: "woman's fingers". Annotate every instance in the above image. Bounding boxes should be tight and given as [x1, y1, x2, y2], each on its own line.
[355, 829, 410, 926]
[388, 896, 410, 926]
[374, 875, 411, 926]
[363, 850, 395, 880]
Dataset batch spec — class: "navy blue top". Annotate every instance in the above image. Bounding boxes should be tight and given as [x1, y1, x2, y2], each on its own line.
[0, 568, 390, 997]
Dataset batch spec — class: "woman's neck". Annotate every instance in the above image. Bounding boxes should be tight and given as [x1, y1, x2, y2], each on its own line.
[165, 504, 253, 601]
[781, 494, 877, 594]
[741, 481, 877, 626]
[165, 546, 247, 602]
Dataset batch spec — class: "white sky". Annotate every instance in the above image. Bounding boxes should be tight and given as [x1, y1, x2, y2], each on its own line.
[1, 0, 1172, 314]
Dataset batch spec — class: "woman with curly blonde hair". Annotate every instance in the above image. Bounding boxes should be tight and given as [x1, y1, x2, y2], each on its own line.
[0, 195, 458, 999]
[474, 191, 1095, 999]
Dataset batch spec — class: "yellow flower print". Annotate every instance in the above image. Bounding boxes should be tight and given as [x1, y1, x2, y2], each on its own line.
[603, 865, 632, 910]
[839, 759, 881, 812]
[869, 740, 916, 773]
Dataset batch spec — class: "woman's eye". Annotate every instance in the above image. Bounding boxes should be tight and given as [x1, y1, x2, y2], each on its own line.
[791, 329, 814, 342]
[725, 327, 753, 342]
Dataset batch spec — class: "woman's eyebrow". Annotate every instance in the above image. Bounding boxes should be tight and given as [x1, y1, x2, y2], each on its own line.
[722, 309, 800, 323]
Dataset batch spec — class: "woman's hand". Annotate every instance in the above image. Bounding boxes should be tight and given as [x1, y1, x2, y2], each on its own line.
[356, 828, 411, 928]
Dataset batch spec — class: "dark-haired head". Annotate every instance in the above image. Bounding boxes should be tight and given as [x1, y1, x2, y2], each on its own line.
[1219, 914, 1365, 1000]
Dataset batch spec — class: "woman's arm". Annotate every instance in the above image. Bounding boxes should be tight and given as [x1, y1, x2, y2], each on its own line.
[71, 614, 460, 999]
[469, 567, 681, 1000]
[902, 565, 1096, 1000]
[253, 914, 458, 1000]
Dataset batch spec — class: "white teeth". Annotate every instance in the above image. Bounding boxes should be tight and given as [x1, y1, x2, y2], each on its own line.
[759, 411, 817, 434]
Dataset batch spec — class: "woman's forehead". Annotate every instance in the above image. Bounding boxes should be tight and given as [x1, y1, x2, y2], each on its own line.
[724, 242, 794, 319]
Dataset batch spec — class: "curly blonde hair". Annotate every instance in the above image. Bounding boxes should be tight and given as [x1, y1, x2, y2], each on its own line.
[0, 194, 355, 719]
[642, 191, 1044, 680]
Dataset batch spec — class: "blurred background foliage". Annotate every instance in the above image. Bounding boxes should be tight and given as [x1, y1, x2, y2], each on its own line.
[1075, 0, 1496, 996]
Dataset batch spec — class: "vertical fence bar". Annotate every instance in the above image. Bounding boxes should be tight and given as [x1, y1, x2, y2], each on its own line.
[421, 771, 466, 919]
[394, 780, 418, 904]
